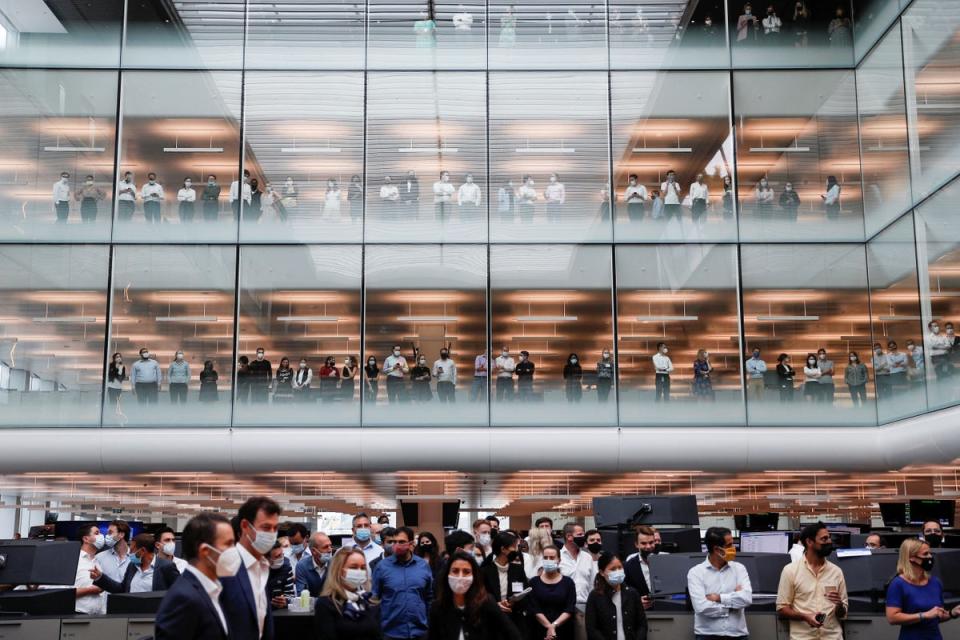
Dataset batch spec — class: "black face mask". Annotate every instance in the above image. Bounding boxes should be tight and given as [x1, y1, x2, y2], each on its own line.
[653, 544, 663, 554]
[587, 542, 603, 554]
[925, 534, 943, 548]
[572, 535, 587, 548]
[816, 543, 834, 558]
[507, 550, 520, 563]
[640, 548, 653, 560]
[919, 556, 935, 572]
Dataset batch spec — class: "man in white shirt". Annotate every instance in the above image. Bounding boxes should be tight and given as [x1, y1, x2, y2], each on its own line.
[574, 530, 602, 612]
[689, 172, 709, 224]
[350, 512, 384, 566]
[517, 176, 537, 222]
[117, 171, 137, 221]
[652, 342, 674, 402]
[53, 171, 71, 222]
[927, 320, 952, 378]
[558, 523, 587, 640]
[433, 171, 456, 220]
[141, 173, 165, 223]
[458, 173, 482, 208]
[432, 348, 457, 403]
[494, 347, 516, 402]
[383, 345, 409, 404]
[229, 170, 252, 221]
[544, 173, 566, 223]
[745, 348, 767, 403]
[688, 527, 753, 640]
[380, 176, 400, 214]
[74, 524, 106, 614]
[623, 173, 647, 221]
[661, 169, 682, 220]
[156, 526, 189, 573]
[96, 519, 132, 583]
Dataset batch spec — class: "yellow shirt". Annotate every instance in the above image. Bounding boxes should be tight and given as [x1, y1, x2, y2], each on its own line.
[776, 557, 848, 640]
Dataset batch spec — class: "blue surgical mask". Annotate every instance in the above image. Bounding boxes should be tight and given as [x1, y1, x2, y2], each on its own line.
[290, 543, 305, 556]
[355, 528, 371, 542]
[319, 552, 333, 565]
[606, 569, 626, 586]
[542, 560, 560, 573]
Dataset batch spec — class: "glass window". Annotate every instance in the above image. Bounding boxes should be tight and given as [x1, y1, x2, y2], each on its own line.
[609, 1, 729, 70]
[0, 246, 108, 427]
[0, 0, 123, 68]
[108, 246, 236, 427]
[915, 177, 960, 412]
[241, 72, 364, 244]
[0, 69, 117, 243]
[852, 0, 911, 62]
[363, 245, 487, 426]
[611, 71, 736, 243]
[740, 244, 874, 426]
[734, 70, 864, 242]
[246, 0, 366, 70]
[730, 0, 854, 67]
[903, 0, 960, 200]
[365, 72, 487, 243]
[858, 24, 912, 237]
[236, 246, 361, 426]
[489, 72, 611, 243]
[490, 244, 615, 426]
[867, 213, 926, 423]
[616, 244, 744, 426]
[488, 0, 606, 69]
[123, 0, 245, 69]
[368, 0, 486, 70]
[114, 71, 242, 244]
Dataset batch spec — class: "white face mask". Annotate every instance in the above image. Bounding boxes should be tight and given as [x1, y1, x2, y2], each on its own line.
[570, 358, 578, 364]
[448, 575, 473, 594]
[269, 557, 284, 570]
[104, 534, 118, 548]
[300, 362, 307, 368]
[344, 568, 367, 589]
[257, 352, 265, 360]
[162, 541, 176, 556]
[393, 350, 401, 356]
[246, 526, 278, 555]
[477, 533, 491, 546]
[90, 533, 105, 550]
[184, 181, 192, 188]
[206, 544, 242, 578]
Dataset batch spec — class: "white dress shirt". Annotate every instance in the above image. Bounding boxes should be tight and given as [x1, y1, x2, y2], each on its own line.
[623, 184, 647, 202]
[354, 539, 384, 566]
[184, 565, 228, 634]
[433, 180, 455, 203]
[494, 355, 515, 378]
[117, 179, 137, 202]
[652, 353, 674, 374]
[141, 182, 165, 202]
[544, 182, 566, 204]
[171, 556, 189, 573]
[559, 545, 580, 578]
[238, 544, 270, 638]
[518, 184, 537, 204]
[458, 182, 482, 206]
[574, 552, 598, 609]
[687, 559, 753, 637]
[75, 550, 106, 615]
[689, 182, 709, 201]
[822, 184, 841, 205]
[177, 187, 196, 202]
[96, 547, 131, 583]
[53, 180, 70, 203]
[432, 358, 457, 384]
[380, 184, 400, 201]
[129, 556, 156, 594]
[384, 354, 409, 378]
[661, 180, 682, 204]
[229, 180, 252, 204]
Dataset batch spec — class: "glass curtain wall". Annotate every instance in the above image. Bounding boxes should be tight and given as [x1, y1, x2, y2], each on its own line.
[609, 0, 728, 70]
[368, 0, 487, 70]
[123, 0, 245, 69]
[245, 0, 366, 70]
[488, 0, 607, 69]
[0, 0, 123, 68]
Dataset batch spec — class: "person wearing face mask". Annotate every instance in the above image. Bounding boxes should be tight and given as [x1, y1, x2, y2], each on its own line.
[72, 524, 107, 614]
[779, 181, 801, 221]
[117, 171, 137, 221]
[563, 353, 583, 403]
[141, 173, 165, 223]
[429, 551, 523, 640]
[106, 352, 127, 413]
[762, 4, 781, 39]
[745, 348, 767, 402]
[230, 170, 252, 222]
[293, 357, 313, 402]
[295, 532, 334, 596]
[623, 527, 654, 609]
[865, 533, 885, 550]
[886, 538, 960, 639]
[433, 171, 456, 221]
[530, 545, 577, 640]
[156, 526, 188, 573]
[515, 350, 535, 402]
[652, 342, 673, 402]
[416, 532, 443, 579]
[412, 355, 434, 402]
[324, 178, 342, 219]
[272, 357, 294, 404]
[474, 519, 495, 560]
[75, 174, 105, 223]
[315, 548, 381, 640]
[364, 356, 380, 403]
[480, 531, 530, 632]
[736, 3, 758, 42]
[455, 172, 482, 211]
[154, 512, 235, 640]
[571, 530, 604, 628]
[661, 170, 682, 221]
[845, 351, 868, 407]
[776, 353, 795, 403]
[168, 350, 191, 405]
[776, 522, 847, 640]
[623, 174, 648, 222]
[692, 349, 714, 402]
[927, 321, 951, 379]
[944, 323, 959, 369]
[371, 526, 434, 640]
[586, 552, 647, 640]
[495, 347, 517, 402]
[266, 542, 295, 609]
[317, 356, 340, 402]
[544, 173, 566, 224]
[201, 174, 221, 222]
[874, 342, 892, 400]
[261, 181, 281, 220]
[370, 527, 398, 574]
[689, 173, 710, 225]
[220, 496, 281, 640]
[432, 348, 457, 403]
[131, 347, 161, 405]
[518, 175, 538, 223]
[687, 527, 752, 640]
[96, 520, 132, 583]
[283, 522, 309, 566]
[754, 177, 774, 219]
[91, 532, 181, 594]
[351, 513, 384, 566]
[559, 523, 587, 579]
[384, 345, 410, 404]
[802, 353, 821, 403]
[596, 349, 615, 403]
[249, 348, 273, 404]
[815, 348, 836, 404]
[921, 521, 945, 550]
[199, 360, 219, 403]
[53, 171, 71, 222]
[177, 177, 197, 223]
[906, 340, 925, 384]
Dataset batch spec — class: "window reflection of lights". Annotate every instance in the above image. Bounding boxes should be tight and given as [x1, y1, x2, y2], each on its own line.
[397, 316, 459, 322]
[749, 137, 809, 153]
[276, 316, 340, 322]
[281, 140, 341, 154]
[397, 140, 459, 154]
[515, 315, 578, 322]
[634, 315, 699, 322]
[515, 139, 575, 154]
[31, 316, 99, 323]
[155, 316, 222, 323]
[755, 315, 820, 321]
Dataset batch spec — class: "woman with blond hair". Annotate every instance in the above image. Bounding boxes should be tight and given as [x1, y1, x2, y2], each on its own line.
[885, 538, 960, 639]
[314, 547, 381, 640]
[525, 525, 554, 578]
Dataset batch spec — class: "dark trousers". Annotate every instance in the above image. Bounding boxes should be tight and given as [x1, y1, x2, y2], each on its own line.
[143, 200, 161, 223]
[848, 383, 866, 406]
[664, 203, 681, 220]
[169, 382, 188, 404]
[386, 375, 404, 403]
[627, 201, 644, 221]
[876, 374, 892, 399]
[55, 201, 70, 222]
[107, 388, 122, 404]
[135, 382, 158, 404]
[546, 202, 562, 223]
[80, 198, 98, 223]
[691, 198, 707, 223]
[250, 386, 269, 403]
[597, 379, 612, 402]
[178, 201, 195, 223]
[779, 384, 794, 402]
[496, 377, 514, 401]
[364, 379, 379, 402]
[818, 382, 835, 404]
[203, 201, 219, 222]
[655, 373, 671, 402]
[437, 381, 455, 403]
[470, 376, 487, 402]
[118, 200, 135, 221]
[435, 201, 450, 220]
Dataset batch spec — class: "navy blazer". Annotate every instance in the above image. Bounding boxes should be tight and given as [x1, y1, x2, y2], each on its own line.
[154, 569, 228, 640]
[295, 554, 327, 596]
[220, 560, 275, 640]
[94, 556, 180, 594]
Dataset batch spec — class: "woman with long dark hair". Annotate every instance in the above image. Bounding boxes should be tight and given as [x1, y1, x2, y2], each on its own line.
[415, 531, 442, 578]
[427, 551, 522, 640]
[585, 552, 647, 640]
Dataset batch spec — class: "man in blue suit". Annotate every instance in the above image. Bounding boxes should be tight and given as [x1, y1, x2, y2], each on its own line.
[155, 513, 234, 640]
[91, 532, 180, 594]
[220, 496, 281, 640]
[294, 531, 333, 595]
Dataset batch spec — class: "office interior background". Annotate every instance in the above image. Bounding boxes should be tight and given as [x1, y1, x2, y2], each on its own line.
[0, 0, 959, 580]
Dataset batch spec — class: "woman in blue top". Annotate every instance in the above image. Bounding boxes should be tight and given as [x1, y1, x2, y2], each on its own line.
[885, 538, 960, 639]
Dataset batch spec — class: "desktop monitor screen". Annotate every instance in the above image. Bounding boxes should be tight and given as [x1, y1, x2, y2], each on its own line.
[739, 531, 791, 554]
[879, 503, 907, 527]
[909, 500, 956, 527]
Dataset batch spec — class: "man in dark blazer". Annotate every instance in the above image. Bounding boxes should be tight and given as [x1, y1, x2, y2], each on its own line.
[155, 513, 235, 640]
[91, 532, 180, 593]
[623, 526, 654, 606]
[220, 496, 282, 640]
[294, 531, 333, 595]
[479, 531, 530, 632]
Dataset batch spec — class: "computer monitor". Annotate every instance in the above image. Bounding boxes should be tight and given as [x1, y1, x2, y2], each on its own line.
[909, 500, 956, 527]
[734, 513, 780, 532]
[740, 531, 791, 554]
[0, 589, 77, 616]
[879, 503, 907, 527]
[107, 591, 166, 615]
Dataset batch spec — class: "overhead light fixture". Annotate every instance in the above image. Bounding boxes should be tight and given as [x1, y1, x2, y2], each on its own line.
[635, 315, 699, 322]
[396, 315, 458, 322]
[276, 316, 340, 322]
[865, 144, 929, 152]
[755, 315, 820, 321]
[749, 146, 810, 153]
[155, 316, 221, 323]
[515, 315, 578, 322]
[163, 147, 224, 153]
[43, 146, 105, 152]
[402, 335, 459, 341]
[281, 144, 341, 153]
[515, 145, 575, 154]
[397, 140, 458, 154]
[632, 147, 692, 153]
[31, 316, 98, 323]
[878, 315, 922, 321]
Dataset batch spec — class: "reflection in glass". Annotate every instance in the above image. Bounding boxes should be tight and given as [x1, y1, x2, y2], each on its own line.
[852, 0, 912, 62]
[366, 73, 487, 243]
[246, 0, 366, 69]
[123, 0, 245, 69]
[489, 0, 606, 69]
[0, 69, 117, 243]
[491, 245, 615, 426]
[611, 71, 735, 243]
[735, 70, 863, 242]
[241, 72, 364, 244]
[237, 246, 361, 426]
[0, 246, 108, 426]
[867, 213, 926, 423]
[741, 244, 874, 426]
[368, 0, 486, 69]
[730, 0, 854, 67]
[115, 71, 242, 244]
[616, 245, 744, 425]
[0, 0, 123, 68]
[490, 72, 610, 243]
[108, 246, 236, 427]
[363, 245, 487, 426]
[609, 0, 728, 69]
